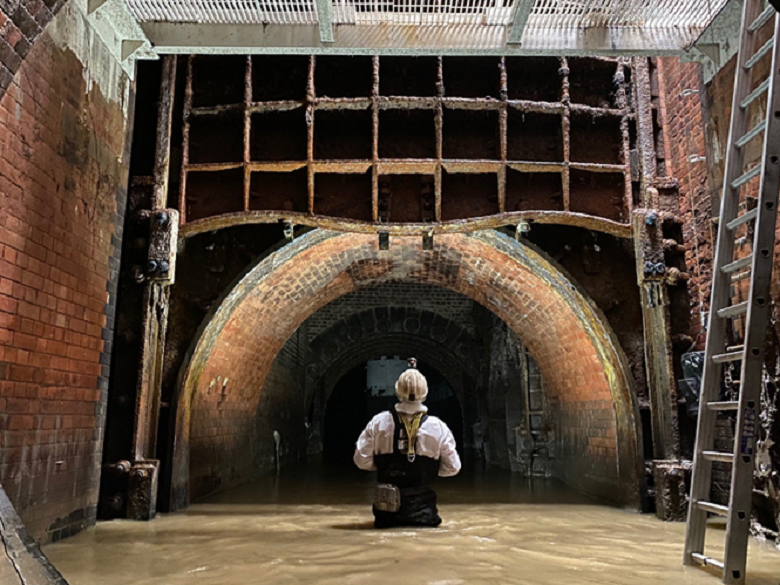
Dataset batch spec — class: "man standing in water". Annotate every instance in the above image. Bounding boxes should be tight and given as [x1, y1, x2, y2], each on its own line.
[353, 361, 461, 528]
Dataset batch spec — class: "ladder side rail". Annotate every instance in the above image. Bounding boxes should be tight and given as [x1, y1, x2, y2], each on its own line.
[723, 15, 780, 585]
[683, 0, 763, 566]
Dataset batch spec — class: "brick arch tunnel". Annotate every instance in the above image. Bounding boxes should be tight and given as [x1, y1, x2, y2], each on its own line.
[171, 228, 643, 510]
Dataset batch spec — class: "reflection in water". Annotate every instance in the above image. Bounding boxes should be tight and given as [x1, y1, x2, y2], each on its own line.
[45, 463, 779, 585]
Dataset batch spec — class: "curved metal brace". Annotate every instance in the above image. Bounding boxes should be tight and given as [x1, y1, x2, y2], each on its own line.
[179, 210, 632, 240]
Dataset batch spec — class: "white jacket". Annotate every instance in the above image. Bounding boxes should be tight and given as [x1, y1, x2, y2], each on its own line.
[353, 403, 462, 477]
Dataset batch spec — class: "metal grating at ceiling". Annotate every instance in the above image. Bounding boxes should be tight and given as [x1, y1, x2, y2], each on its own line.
[128, 0, 319, 24]
[127, 0, 728, 29]
[124, 0, 734, 55]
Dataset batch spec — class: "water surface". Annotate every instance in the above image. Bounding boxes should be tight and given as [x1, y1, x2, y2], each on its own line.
[45, 464, 779, 585]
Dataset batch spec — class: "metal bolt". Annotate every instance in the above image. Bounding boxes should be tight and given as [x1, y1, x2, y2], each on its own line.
[654, 263, 666, 275]
[132, 266, 146, 284]
[159, 260, 170, 273]
[147, 260, 159, 274]
[155, 211, 169, 227]
[645, 212, 658, 226]
[644, 261, 655, 274]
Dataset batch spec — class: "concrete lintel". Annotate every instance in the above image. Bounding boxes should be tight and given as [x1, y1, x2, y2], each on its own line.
[140, 22, 695, 56]
[686, 0, 743, 83]
[315, 0, 334, 43]
[121, 39, 145, 61]
[86, 0, 158, 77]
[507, 0, 534, 45]
[87, 0, 108, 14]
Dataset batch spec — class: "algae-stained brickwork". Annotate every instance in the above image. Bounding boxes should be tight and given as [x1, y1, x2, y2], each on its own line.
[0, 2, 133, 542]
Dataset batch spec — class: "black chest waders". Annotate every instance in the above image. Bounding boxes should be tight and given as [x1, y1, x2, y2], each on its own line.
[372, 410, 442, 528]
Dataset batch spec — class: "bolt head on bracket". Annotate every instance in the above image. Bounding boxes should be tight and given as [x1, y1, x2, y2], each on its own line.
[147, 209, 179, 284]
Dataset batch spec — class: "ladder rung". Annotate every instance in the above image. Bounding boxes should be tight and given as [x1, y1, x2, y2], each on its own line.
[726, 207, 758, 229]
[731, 270, 751, 283]
[740, 78, 771, 109]
[717, 301, 749, 319]
[721, 254, 753, 274]
[713, 351, 743, 363]
[702, 450, 734, 463]
[745, 37, 775, 70]
[696, 500, 730, 516]
[731, 165, 761, 189]
[691, 553, 725, 570]
[706, 401, 740, 411]
[735, 120, 766, 148]
[748, 5, 775, 32]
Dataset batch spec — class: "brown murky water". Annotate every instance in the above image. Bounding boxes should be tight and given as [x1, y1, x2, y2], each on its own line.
[45, 464, 779, 585]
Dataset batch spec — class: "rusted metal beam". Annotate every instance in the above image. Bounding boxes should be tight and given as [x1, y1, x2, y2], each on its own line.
[443, 161, 503, 173]
[632, 57, 658, 200]
[507, 100, 565, 114]
[434, 56, 443, 222]
[178, 55, 193, 225]
[314, 98, 372, 110]
[247, 100, 305, 113]
[498, 56, 508, 214]
[633, 210, 680, 461]
[243, 55, 252, 212]
[561, 57, 571, 212]
[376, 161, 437, 174]
[371, 55, 379, 223]
[378, 97, 437, 109]
[131, 58, 179, 518]
[153, 55, 177, 210]
[190, 103, 244, 116]
[307, 55, 316, 215]
[616, 58, 634, 216]
[179, 210, 633, 239]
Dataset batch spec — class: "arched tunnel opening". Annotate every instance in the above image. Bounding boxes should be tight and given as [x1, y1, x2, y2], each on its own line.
[171, 230, 643, 511]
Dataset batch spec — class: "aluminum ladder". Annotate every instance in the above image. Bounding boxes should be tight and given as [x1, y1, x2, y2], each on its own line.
[683, 1, 780, 582]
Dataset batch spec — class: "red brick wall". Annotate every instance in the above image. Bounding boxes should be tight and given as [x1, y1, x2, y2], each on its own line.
[0, 6, 131, 541]
[0, 0, 65, 98]
[177, 230, 642, 508]
[661, 42, 780, 527]
[656, 57, 713, 351]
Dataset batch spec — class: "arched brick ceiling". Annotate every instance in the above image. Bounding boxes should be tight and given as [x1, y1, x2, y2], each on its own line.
[172, 229, 642, 510]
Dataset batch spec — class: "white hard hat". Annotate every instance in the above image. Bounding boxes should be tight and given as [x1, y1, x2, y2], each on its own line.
[395, 368, 428, 403]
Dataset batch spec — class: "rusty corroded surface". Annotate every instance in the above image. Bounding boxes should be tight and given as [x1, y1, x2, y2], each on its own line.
[153, 56, 177, 211]
[632, 57, 657, 202]
[561, 57, 571, 212]
[616, 59, 634, 215]
[178, 209, 633, 239]
[633, 209, 680, 461]
[178, 55, 194, 225]
[173, 55, 640, 229]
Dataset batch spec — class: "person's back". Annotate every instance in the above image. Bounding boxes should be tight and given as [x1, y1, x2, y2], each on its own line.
[353, 366, 461, 528]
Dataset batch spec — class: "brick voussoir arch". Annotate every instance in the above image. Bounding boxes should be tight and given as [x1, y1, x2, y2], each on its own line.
[173, 229, 643, 510]
[306, 307, 482, 400]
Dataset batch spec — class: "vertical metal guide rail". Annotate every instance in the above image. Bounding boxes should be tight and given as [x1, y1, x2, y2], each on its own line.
[684, 0, 780, 583]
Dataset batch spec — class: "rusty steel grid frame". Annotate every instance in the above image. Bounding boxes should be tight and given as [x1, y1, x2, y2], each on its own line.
[175, 54, 638, 237]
